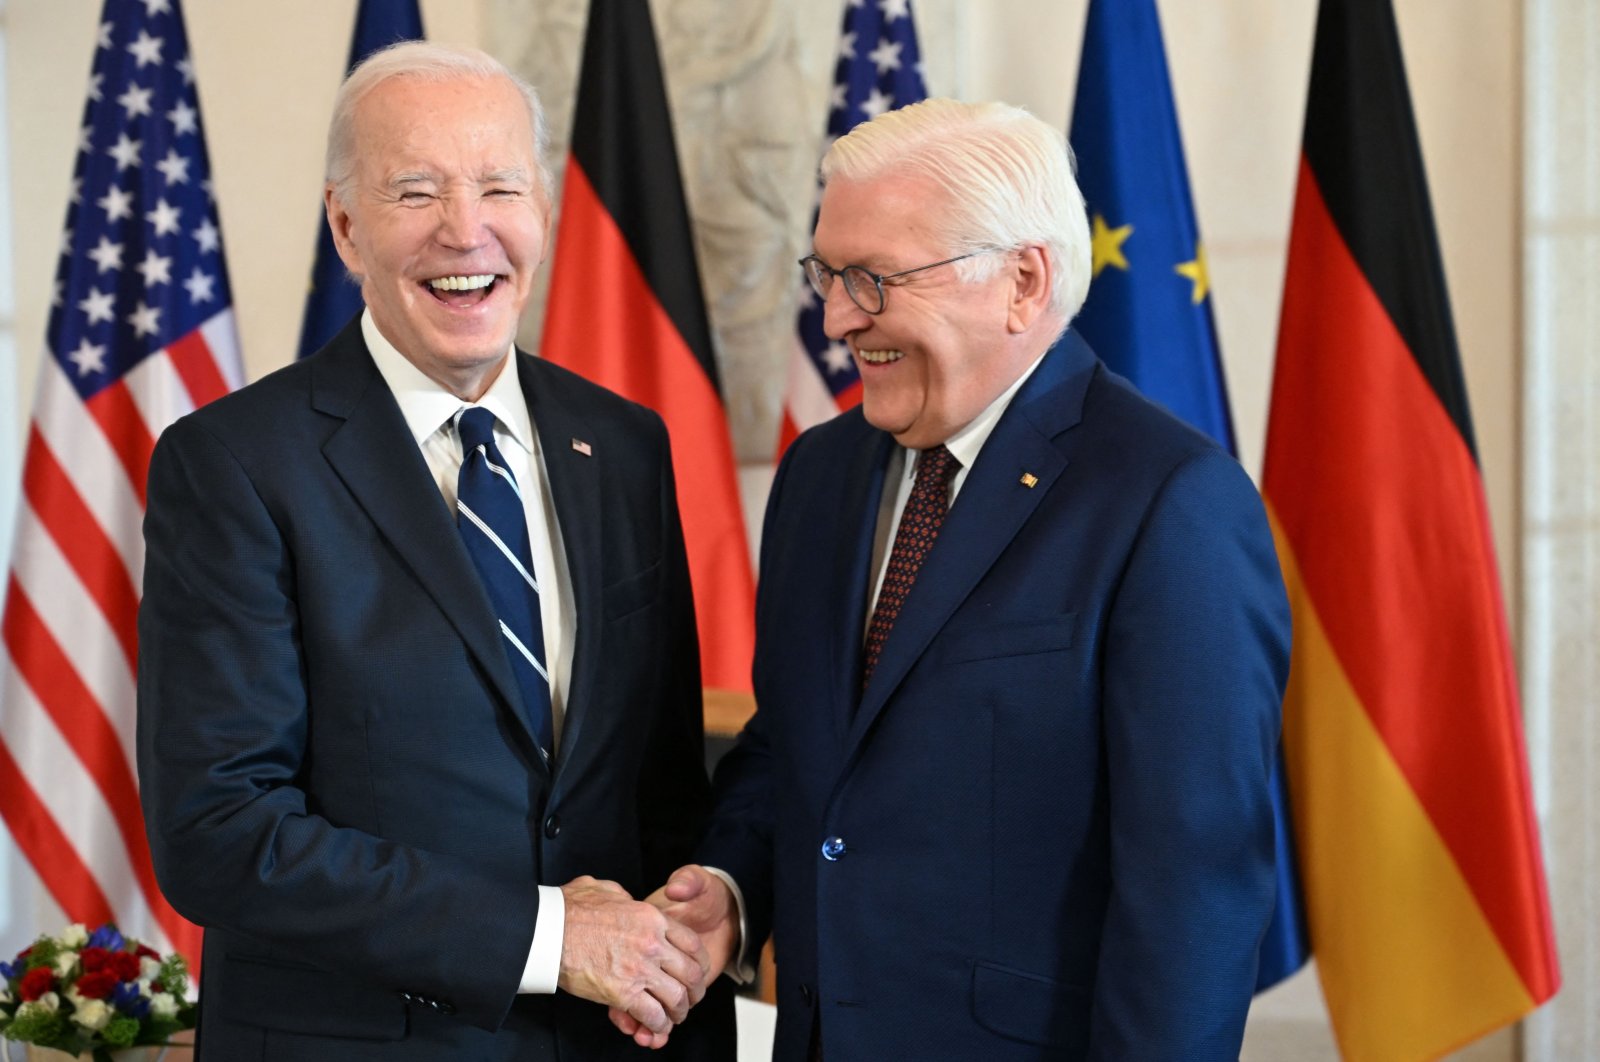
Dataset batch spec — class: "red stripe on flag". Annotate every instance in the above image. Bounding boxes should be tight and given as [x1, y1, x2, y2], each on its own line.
[1264, 161, 1557, 1001]
[543, 163, 755, 693]
[21, 427, 140, 669]
[86, 381, 158, 507]
[167, 330, 230, 409]
[2, 579, 200, 961]
[0, 736, 117, 930]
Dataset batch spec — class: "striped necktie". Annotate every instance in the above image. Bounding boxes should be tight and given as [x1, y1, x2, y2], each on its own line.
[455, 406, 554, 761]
[862, 444, 960, 688]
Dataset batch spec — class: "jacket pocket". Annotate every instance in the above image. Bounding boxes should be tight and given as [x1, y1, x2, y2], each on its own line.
[971, 960, 1088, 1051]
[219, 954, 407, 1041]
[944, 614, 1076, 663]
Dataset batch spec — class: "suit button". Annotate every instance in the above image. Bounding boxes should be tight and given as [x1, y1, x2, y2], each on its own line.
[820, 836, 846, 861]
[544, 814, 562, 839]
[399, 991, 414, 1002]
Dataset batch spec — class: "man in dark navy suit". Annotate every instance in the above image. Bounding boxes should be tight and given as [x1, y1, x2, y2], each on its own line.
[137, 42, 731, 1061]
[623, 99, 1290, 1060]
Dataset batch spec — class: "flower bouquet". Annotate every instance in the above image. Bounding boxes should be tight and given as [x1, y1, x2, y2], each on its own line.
[0, 924, 194, 1062]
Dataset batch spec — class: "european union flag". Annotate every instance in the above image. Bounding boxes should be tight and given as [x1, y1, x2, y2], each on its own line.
[1067, 0, 1309, 991]
[295, 0, 424, 360]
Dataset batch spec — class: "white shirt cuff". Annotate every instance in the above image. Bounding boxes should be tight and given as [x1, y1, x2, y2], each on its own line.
[518, 884, 565, 993]
[701, 866, 755, 985]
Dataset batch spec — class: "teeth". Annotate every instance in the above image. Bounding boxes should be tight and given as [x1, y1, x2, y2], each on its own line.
[427, 275, 495, 291]
[858, 349, 904, 364]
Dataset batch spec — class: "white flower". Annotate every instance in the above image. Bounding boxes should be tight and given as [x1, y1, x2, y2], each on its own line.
[71, 997, 113, 1031]
[20, 992, 60, 1015]
[140, 956, 163, 981]
[149, 991, 178, 1018]
[59, 924, 89, 948]
[53, 950, 78, 978]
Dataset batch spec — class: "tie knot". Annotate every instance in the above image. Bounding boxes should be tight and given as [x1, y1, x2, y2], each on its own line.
[458, 406, 497, 453]
[916, 444, 958, 486]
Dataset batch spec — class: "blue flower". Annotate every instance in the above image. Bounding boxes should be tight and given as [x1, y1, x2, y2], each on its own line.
[111, 979, 152, 1018]
[87, 925, 125, 951]
[0, 959, 15, 980]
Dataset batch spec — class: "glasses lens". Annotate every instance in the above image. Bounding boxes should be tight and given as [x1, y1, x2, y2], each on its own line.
[841, 266, 884, 313]
[802, 257, 832, 300]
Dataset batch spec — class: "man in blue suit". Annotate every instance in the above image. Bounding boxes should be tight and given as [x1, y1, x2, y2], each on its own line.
[626, 99, 1290, 1060]
[137, 43, 731, 1060]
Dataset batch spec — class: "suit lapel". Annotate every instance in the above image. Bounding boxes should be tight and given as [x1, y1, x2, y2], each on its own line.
[311, 324, 546, 765]
[518, 354, 603, 782]
[824, 425, 897, 747]
[847, 334, 1098, 753]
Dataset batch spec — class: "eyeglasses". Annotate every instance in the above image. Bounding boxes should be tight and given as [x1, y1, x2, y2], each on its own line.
[799, 251, 982, 315]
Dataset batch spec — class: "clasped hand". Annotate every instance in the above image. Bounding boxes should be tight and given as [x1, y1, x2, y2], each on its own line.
[558, 875, 711, 1042]
[604, 865, 740, 1050]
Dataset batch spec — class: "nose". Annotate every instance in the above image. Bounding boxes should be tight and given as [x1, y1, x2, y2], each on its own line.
[820, 282, 870, 341]
[436, 194, 489, 251]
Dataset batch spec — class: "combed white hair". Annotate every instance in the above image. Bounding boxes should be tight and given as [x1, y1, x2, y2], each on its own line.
[325, 41, 551, 203]
[820, 98, 1092, 323]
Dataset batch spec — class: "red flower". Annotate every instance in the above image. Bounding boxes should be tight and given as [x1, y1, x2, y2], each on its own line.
[74, 970, 117, 1000]
[79, 946, 111, 973]
[109, 951, 142, 982]
[134, 944, 159, 961]
[18, 966, 55, 1001]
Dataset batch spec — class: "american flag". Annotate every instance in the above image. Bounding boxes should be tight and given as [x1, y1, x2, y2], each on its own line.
[0, 0, 241, 965]
[775, 0, 926, 456]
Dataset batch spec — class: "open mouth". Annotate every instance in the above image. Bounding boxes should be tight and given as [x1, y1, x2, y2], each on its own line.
[424, 274, 501, 308]
[857, 348, 905, 366]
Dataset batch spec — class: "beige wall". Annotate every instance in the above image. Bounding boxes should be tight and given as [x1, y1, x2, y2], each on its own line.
[0, 1, 1531, 1058]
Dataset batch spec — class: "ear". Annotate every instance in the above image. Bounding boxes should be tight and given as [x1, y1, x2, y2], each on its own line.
[324, 183, 365, 279]
[1006, 244, 1053, 334]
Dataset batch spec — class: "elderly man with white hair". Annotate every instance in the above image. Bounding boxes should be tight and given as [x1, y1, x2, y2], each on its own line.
[638, 98, 1290, 1061]
[137, 42, 733, 1061]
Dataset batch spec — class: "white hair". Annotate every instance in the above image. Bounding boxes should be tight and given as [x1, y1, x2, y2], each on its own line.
[820, 98, 1092, 322]
[325, 41, 551, 203]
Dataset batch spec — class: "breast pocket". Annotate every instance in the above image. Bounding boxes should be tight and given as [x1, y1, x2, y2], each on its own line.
[943, 613, 1077, 664]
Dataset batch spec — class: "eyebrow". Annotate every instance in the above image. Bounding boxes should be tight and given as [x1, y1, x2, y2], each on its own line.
[483, 168, 530, 184]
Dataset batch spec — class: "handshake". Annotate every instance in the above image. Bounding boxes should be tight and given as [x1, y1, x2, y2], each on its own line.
[558, 864, 738, 1050]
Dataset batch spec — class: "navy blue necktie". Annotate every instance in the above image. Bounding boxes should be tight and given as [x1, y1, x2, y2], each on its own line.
[456, 406, 554, 761]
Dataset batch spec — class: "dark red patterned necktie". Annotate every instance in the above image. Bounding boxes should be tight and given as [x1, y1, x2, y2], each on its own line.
[862, 444, 960, 688]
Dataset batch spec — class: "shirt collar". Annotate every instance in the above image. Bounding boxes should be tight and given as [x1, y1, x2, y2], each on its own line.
[905, 349, 1048, 476]
[361, 308, 534, 456]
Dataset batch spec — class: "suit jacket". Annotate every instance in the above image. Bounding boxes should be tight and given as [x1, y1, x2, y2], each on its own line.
[137, 319, 734, 1061]
[698, 332, 1290, 1061]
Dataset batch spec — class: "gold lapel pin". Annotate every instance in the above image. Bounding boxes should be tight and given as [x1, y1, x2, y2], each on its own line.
[1020, 472, 1039, 489]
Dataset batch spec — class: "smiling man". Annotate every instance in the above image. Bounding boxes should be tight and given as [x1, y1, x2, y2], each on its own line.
[136, 43, 732, 1061]
[641, 99, 1291, 1060]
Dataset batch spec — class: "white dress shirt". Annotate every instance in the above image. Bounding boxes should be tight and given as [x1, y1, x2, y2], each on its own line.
[362, 311, 568, 995]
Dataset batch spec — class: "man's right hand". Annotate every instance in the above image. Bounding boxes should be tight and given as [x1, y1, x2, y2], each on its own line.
[557, 875, 711, 1042]
[608, 864, 742, 1049]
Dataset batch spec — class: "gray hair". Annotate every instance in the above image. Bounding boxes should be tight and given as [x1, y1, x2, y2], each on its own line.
[820, 98, 1092, 323]
[325, 41, 551, 204]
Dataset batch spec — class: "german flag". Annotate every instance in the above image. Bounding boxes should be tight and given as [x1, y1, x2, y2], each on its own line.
[541, 0, 755, 694]
[1263, 1, 1559, 1057]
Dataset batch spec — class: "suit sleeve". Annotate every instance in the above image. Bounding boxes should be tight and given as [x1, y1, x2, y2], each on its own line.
[1087, 449, 1291, 1060]
[630, 415, 740, 1059]
[688, 430, 813, 955]
[136, 417, 535, 1033]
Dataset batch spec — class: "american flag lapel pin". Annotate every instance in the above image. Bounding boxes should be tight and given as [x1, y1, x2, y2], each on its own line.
[571, 438, 593, 457]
